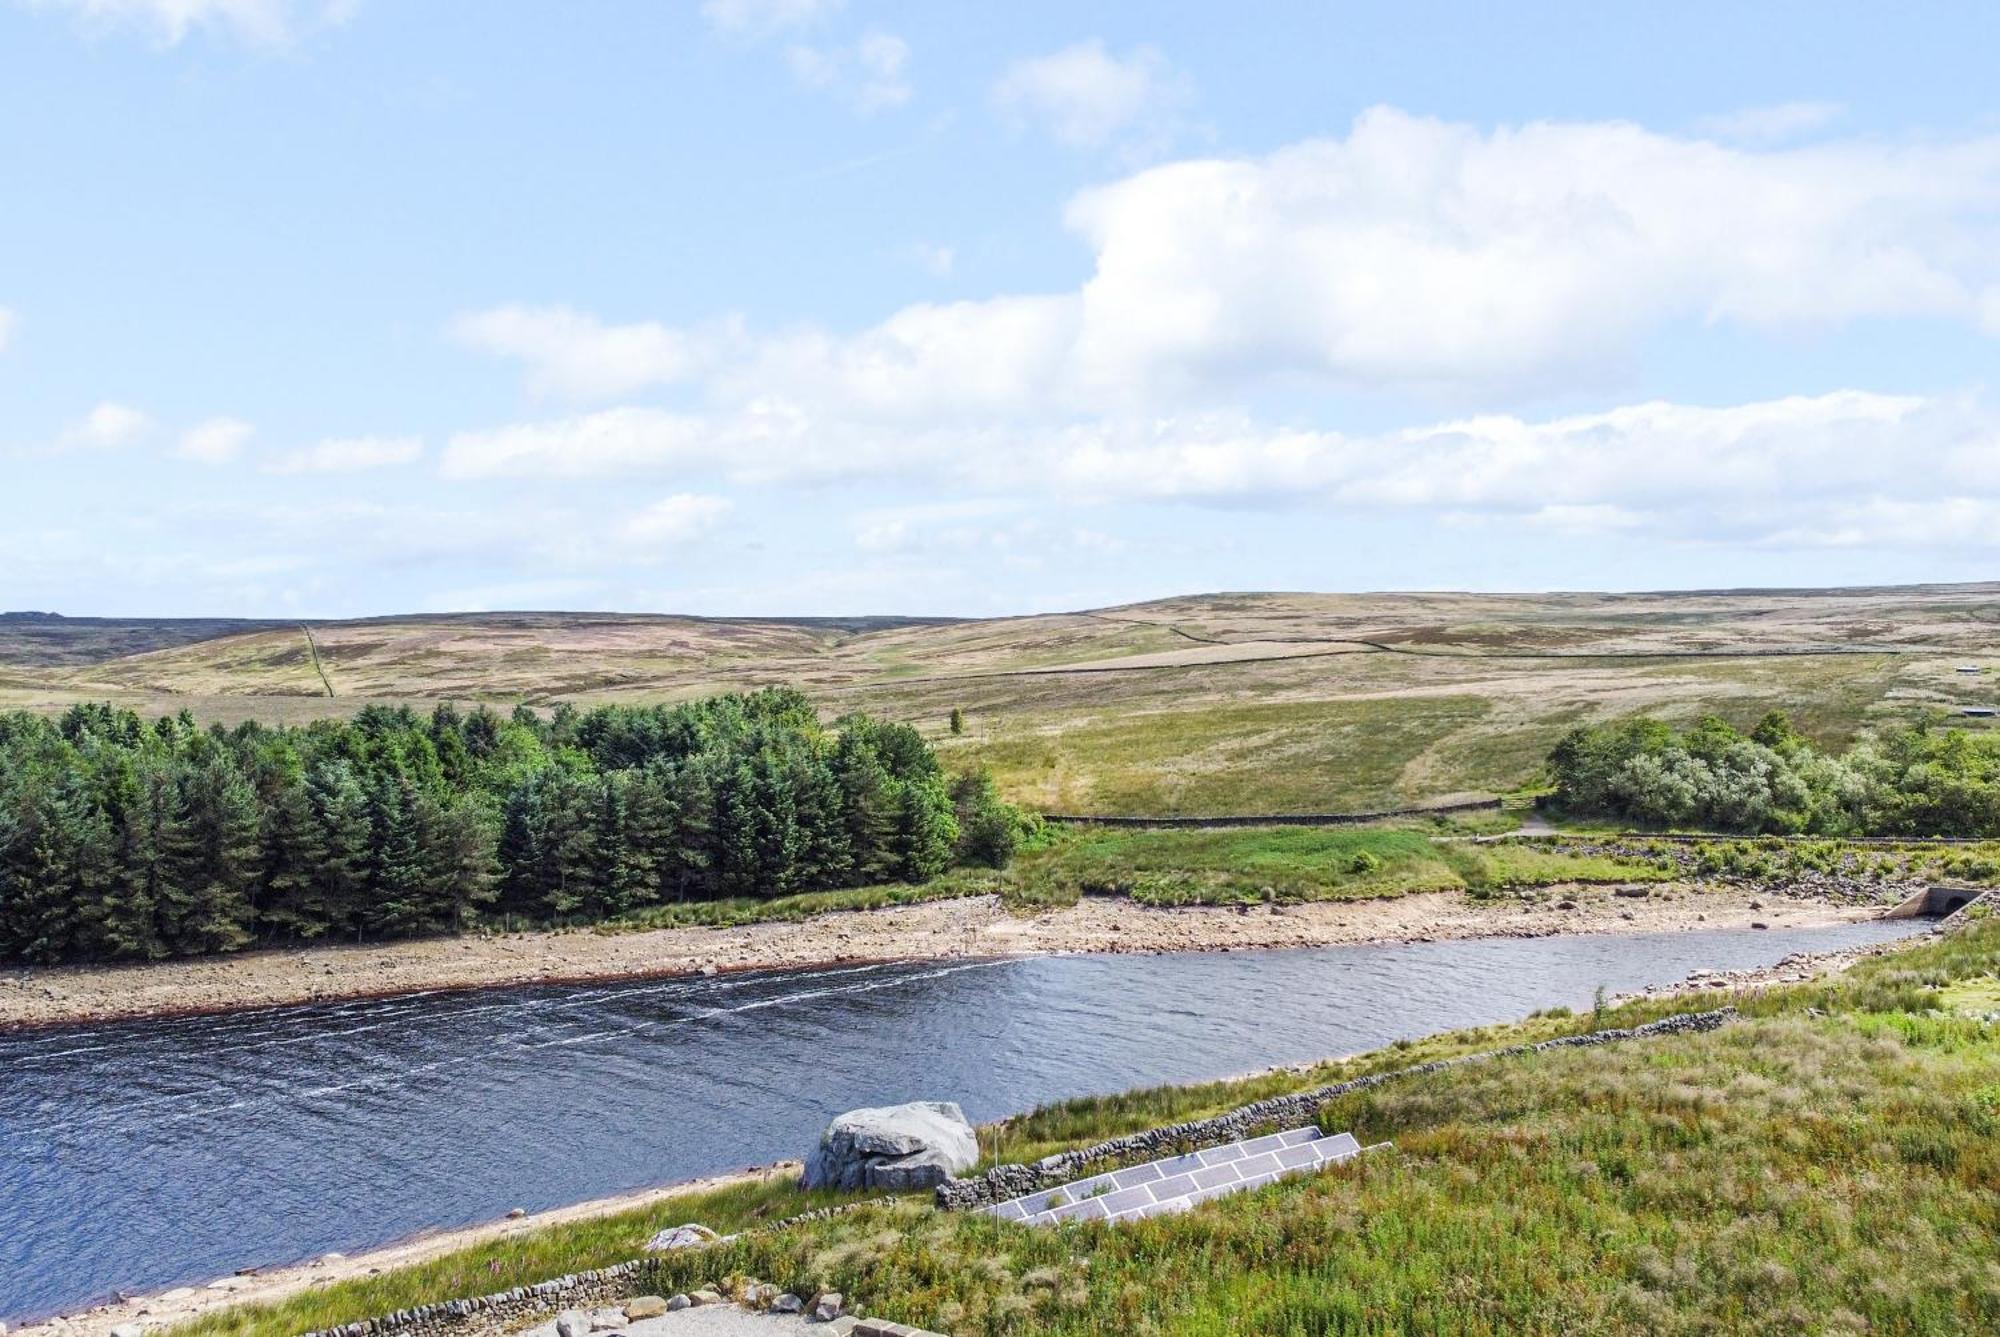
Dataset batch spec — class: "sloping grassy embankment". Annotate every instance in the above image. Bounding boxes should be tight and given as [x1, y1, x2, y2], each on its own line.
[176, 911, 1999, 1337]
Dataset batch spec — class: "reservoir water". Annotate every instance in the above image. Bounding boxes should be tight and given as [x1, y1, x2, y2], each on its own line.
[0, 918, 1926, 1321]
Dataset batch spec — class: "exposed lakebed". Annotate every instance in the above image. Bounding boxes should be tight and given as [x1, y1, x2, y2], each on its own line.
[1, 918, 1926, 1321]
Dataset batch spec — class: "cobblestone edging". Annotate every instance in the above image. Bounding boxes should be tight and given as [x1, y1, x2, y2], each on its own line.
[302, 1261, 647, 1337]
[934, 1007, 1737, 1210]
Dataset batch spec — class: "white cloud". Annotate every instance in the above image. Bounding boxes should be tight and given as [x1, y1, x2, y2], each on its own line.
[701, 0, 840, 40]
[63, 402, 152, 450]
[618, 493, 733, 552]
[439, 385, 2000, 553]
[451, 305, 710, 402]
[173, 416, 253, 464]
[992, 40, 1191, 151]
[267, 434, 421, 473]
[20, 0, 355, 46]
[786, 31, 910, 112]
[1695, 100, 1844, 145]
[458, 110, 2000, 409]
[907, 242, 955, 277]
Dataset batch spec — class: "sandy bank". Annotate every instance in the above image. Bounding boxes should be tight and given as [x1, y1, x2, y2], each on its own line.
[15, 1164, 799, 1337]
[0, 883, 1882, 1030]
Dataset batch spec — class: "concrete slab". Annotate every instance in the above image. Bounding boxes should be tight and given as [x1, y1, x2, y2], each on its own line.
[521, 1309, 817, 1337]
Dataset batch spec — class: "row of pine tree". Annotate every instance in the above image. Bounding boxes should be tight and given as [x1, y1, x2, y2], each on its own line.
[0, 690, 1021, 965]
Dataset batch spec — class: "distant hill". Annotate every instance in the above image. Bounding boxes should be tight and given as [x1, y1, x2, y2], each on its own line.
[4, 583, 1997, 817]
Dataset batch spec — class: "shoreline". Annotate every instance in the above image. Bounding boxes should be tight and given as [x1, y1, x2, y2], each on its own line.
[13, 1163, 799, 1337]
[0, 882, 1887, 1031]
[9, 887, 1909, 1337]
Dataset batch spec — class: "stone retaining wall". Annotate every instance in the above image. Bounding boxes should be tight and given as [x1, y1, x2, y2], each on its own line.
[934, 1007, 1736, 1210]
[302, 1261, 647, 1337]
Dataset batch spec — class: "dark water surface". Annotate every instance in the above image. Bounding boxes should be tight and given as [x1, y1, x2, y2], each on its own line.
[0, 919, 1926, 1320]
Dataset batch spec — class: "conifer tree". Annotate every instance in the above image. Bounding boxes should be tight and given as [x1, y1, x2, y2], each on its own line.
[160, 759, 259, 955]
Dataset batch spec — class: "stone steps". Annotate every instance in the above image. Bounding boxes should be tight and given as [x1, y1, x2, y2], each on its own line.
[983, 1126, 1365, 1225]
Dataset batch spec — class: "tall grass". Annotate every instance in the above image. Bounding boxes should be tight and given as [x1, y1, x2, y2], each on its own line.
[180, 920, 2000, 1336]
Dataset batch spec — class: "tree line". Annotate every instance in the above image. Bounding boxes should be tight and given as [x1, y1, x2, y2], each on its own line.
[1547, 711, 2000, 835]
[0, 691, 1025, 965]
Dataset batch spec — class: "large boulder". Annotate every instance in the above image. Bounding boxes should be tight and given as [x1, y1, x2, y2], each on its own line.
[803, 1100, 978, 1191]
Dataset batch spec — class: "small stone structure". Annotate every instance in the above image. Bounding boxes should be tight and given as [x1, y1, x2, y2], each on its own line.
[1886, 883, 1992, 920]
[987, 1127, 1368, 1225]
[803, 1101, 978, 1191]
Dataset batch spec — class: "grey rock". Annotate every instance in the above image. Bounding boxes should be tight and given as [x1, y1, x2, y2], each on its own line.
[623, 1296, 668, 1320]
[588, 1308, 626, 1330]
[641, 1222, 719, 1252]
[554, 1310, 591, 1337]
[804, 1100, 978, 1191]
[773, 1293, 805, 1314]
[690, 1289, 727, 1307]
[812, 1291, 845, 1321]
[666, 1295, 691, 1312]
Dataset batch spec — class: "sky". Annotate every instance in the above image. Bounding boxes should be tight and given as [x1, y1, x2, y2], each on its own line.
[4, 1, 1999, 618]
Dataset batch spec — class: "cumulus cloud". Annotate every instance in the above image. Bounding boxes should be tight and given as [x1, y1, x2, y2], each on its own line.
[267, 434, 421, 474]
[992, 40, 1191, 151]
[452, 306, 710, 402]
[618, 493, 733, 552]
[1695, 100, 1844, 144]
[60, 402, 152, 450]
[439, 386, 2000, 552]
[458, 110, 2000, 408]
[700, 0, 840, 40]
[173, 416, 253, 464]
[786, 31, 910, 112]
[19, 0, 355, 46]
[700, 0, 906, 111]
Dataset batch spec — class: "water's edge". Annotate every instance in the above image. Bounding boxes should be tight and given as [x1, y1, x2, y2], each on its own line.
[1, 919, 1927, 1322]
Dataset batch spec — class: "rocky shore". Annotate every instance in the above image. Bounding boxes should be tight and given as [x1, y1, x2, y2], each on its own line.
[0, 881, 1888, 1030]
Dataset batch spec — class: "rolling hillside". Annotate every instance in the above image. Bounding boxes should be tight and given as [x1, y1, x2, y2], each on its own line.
[5, 585, 1998, 817]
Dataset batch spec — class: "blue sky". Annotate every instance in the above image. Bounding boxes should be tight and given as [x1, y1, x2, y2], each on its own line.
[4, 1, 1999, 617]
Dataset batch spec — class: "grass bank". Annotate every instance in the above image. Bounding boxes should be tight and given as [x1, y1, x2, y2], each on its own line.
[168, 913, 1998, 1337]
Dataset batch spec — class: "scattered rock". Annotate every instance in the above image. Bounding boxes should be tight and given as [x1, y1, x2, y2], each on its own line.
[623, 1296, 669, 1320]
[1612, 887, 1650, 899]
[555, 1310, 591, 1337]
[642, 1222, 720, 1252]
[1751, 921, 1770, 930]
[666, 1295, 691, 1312]
[506, 1207, 527, 1219]
[690, 1289, 727, 1306]
[773, 1293, 805, 1314]
[812, 1292, 846, 1321]
[1556, 900, 1577, 911]
[590, 1307, 627, 1329]
[803, 1100, 978, 1191]
[1749, 899, 1764, 910]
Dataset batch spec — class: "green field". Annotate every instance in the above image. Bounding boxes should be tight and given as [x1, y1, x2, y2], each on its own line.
[9, 586, 2000, 819]
[177, 915, 2000, 1336]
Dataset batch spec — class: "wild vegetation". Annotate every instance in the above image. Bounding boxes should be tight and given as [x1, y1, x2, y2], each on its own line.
[1549, 710, 2000, 835]
[174, 914, 2000, 1337]
[0, 693, 1025, 966]
[6, 588, 1998, 821]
